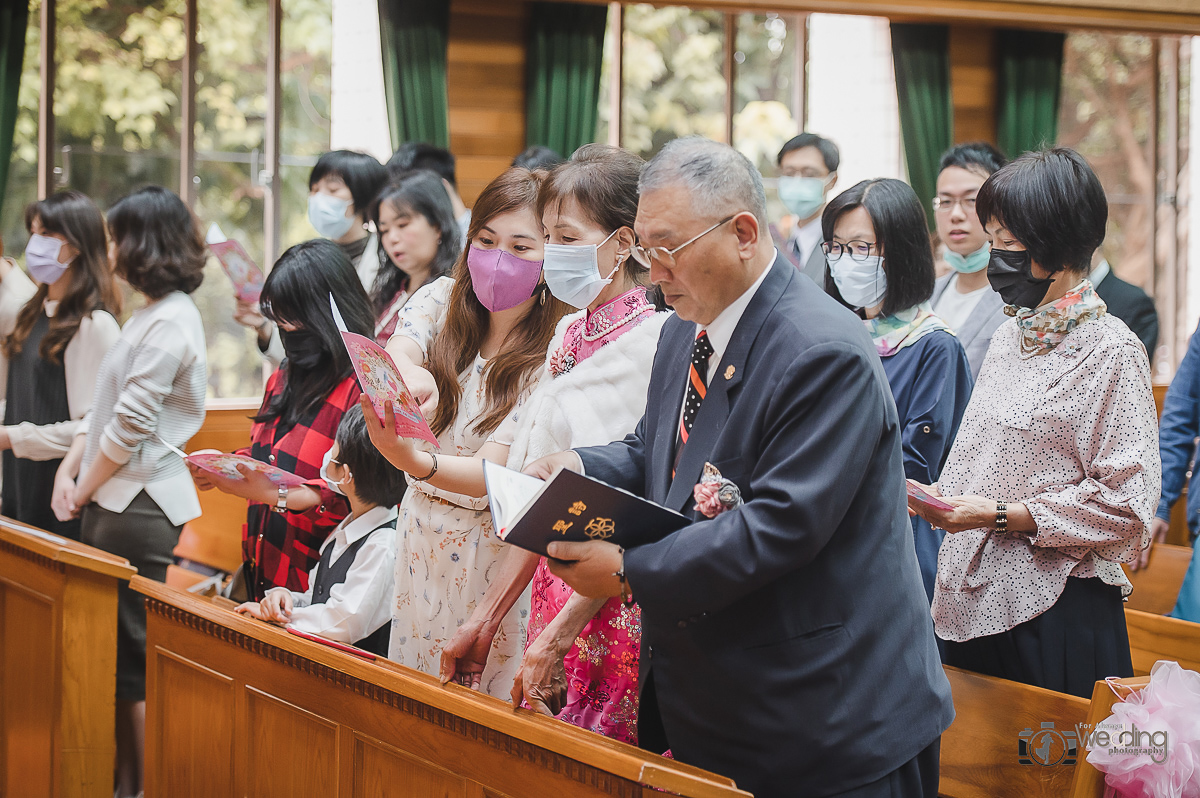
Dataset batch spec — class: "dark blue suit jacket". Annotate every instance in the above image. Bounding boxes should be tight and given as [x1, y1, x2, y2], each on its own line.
[576, 256, 954, 797]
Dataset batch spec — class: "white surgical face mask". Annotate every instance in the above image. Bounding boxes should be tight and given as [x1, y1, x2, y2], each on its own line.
[828, 253, 887, 310]
[542, 230, 620, 310]
[308, 192, 355, 240]
[320, 447, 351, 496]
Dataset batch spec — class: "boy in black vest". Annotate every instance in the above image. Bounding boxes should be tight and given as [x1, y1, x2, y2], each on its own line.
[236, 405, 403, 655]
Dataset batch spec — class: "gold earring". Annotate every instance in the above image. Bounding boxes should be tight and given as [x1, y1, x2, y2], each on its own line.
[540, 285, 547, 305]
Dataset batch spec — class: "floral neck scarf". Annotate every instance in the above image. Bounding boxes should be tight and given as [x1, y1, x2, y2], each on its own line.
[1012, 279, 1107, 357]
[865, 304, 952, 357]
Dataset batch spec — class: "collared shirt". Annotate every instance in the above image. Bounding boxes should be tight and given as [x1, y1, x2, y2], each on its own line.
[932, 313, 1159, 642]
[788, 216, 824, 268]
[1090, 259, 1111, 289]
[240, 370, 361, 596]
[266, 504, 398, 645]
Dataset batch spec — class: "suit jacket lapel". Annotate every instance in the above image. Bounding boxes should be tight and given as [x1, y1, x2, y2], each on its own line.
[652, 326, 691, 505]
[663, 255, 793, 511]
[957, 288, 1004, 349]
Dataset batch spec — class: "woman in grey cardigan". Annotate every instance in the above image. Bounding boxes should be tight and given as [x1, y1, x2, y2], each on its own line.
[52, 186, 208, 798]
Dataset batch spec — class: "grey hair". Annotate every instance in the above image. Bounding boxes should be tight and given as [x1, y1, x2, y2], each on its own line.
[638, 136, 769, 229]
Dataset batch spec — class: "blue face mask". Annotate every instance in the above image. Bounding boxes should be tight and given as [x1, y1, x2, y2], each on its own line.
[308, 192, 355, 240]
[945, 243, 990, 274]
[778, 175, 831, 221]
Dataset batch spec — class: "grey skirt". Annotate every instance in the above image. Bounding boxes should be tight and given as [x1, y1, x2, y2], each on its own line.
[81, 490, 182, 702]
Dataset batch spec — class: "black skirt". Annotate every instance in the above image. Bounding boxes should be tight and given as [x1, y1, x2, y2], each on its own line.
[942, 575, 1133, 699]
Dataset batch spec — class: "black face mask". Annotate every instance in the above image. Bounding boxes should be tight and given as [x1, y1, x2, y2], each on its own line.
[279, 328, 327, 371]
[987, 248, 1054, 310]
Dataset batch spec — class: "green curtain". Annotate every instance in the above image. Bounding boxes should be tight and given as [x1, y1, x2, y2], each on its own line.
[890, 23, 952, 230]
[996, 29, 1066, 158]
[0, 1, 29, 221]
[524, 2, 608, 157]
[377, 0, 450, 150]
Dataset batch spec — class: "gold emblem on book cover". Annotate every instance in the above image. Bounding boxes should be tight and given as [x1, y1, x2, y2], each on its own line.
[584, 517, 615, 540]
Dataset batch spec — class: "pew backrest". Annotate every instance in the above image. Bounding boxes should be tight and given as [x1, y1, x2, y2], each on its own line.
[940, 666, 1089, 798]
[1122, 543, 1192, 615]
[1068, 676, 1151, 798]
[1125, 607, 1200, 675]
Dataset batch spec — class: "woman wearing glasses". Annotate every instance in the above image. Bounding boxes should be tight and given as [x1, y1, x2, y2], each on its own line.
[909, 149, 1157, 697]
[822, 178, 973, 603]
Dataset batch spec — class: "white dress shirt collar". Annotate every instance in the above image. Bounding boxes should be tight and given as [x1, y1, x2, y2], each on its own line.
[789, 215, 824, 264]
[1090, 259, 1111, 289]
[322, 504, 398, 553]
[694, 256, 774, 381]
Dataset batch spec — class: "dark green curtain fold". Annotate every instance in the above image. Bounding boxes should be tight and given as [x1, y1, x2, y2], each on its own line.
[524, 2, 608, 158]
[0, 1, 29, 221]
[890, 23, 952, 230]
[377, 0, 450, 149]
[996, 29, 1066, 158]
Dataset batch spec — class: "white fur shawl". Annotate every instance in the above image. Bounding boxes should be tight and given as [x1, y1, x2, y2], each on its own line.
[505, 310, 672, 470]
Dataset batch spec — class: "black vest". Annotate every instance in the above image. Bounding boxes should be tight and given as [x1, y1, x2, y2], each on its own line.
[310, 518, 395, 656]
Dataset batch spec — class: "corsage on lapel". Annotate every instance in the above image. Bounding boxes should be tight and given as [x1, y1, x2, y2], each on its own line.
[693, 462, 743, 518]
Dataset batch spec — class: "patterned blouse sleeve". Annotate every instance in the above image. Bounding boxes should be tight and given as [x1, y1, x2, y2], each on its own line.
[1024, 341, 1161, 562]
[387, 276, 455, 359]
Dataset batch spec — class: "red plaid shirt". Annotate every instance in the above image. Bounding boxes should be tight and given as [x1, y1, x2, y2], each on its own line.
[239, 371, 362, 598]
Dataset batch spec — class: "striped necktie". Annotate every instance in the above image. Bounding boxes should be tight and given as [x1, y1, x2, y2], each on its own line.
[674, 330, 714, 474]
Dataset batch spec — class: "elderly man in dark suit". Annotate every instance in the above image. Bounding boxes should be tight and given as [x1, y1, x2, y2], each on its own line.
[529, 137, 953, 798]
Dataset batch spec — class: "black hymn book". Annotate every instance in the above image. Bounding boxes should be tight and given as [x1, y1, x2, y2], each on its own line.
[482, 460, 689, 557]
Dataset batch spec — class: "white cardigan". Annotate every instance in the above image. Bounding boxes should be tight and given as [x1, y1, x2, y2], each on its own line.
[0, 264, 122, 460]
[503, 309, 672, 471]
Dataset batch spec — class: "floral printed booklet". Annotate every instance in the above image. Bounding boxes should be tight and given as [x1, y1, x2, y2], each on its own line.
[206, 223, 265, 304]
[329, 295, 440, 448]
[159, 437, 307, 488]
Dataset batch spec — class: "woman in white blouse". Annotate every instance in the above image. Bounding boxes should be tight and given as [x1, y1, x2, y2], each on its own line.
[0, 191, 121, 539]
[910, 148, 1160, 698]
[52, 186, 209, 798]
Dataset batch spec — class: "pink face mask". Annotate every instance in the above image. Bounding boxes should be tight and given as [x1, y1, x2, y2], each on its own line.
[466, 245, 544, 312]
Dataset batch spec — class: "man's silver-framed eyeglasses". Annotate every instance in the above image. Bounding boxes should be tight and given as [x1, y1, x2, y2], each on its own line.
[931, 196, 977, 213]
[821, 239, 878, 262]
[631, 214, 737, 269]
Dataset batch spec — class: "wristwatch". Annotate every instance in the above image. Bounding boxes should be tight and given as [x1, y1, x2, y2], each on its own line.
[273, 483, 289, 514]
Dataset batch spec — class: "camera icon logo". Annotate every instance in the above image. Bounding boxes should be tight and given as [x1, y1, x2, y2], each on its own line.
[1019, 721, 1078, 766]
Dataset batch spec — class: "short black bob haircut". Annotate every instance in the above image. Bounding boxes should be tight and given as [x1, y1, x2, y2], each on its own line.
[367, 169, 461, 314]
[257, 238, 375, 431]
[107, 185, 206, 300]
[822, 178, 935, 317]
[939, 141, 1008, 178]
[975, 148, 1107, 275]
[512, 145, 564, 171]
[309, 150, 388, 217]
[333, 403, 406, 508]
[385, 143, 457, 187]
[777, 132, 840, 173]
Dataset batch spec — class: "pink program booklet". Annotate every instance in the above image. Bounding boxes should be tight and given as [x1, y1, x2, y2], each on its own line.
[906, 480, 955, 512]
[330, 296, 440, 448]
[209, 239, 265, 304]
[161, 436, 307, 488]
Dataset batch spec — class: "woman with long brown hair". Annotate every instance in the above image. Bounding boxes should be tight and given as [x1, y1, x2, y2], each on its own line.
[0, 191, 120, 539]
[365, 167, 569, 697]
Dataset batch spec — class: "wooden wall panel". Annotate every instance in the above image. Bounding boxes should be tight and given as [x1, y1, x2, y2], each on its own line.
[447, 0, 530, 206]
[247, 689, 339, 798]
[2, 583, 55, 798]
[152, 651, 236, 798]
[353, 733, 468, 798]
[949, 26, 997, 146]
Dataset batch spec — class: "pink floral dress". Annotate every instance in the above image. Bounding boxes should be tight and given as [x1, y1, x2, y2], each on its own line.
[529, 287, 655, 744]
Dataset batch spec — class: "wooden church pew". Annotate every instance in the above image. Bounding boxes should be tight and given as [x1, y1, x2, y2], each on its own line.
[1125, 607, 1200, 675]
[939, 666, 1089, 798]
[1068, 676, 1152, 798]
[1122, 543, 1192, 615]
[134, 576, 752, 798]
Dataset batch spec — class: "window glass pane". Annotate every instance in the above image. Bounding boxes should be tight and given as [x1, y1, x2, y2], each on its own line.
[595, 3, 620, 145]
[0, 0, 41, 258]
[733, 12, 799, 176]
[621, 5, 726, 160]
[281, 0, 332, 251]
[1058, 33, 1155, 292]
[54, 0, 184, 203]
[807, 15, 904, 189]
[194, 0, 269, 398]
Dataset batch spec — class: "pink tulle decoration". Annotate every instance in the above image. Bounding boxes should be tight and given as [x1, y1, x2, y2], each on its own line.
[1086, 661, 1200, 798]
[693, 481, 725, 518]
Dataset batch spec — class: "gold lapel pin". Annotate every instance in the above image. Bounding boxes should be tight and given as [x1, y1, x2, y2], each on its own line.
[724, 365, 736, 380]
